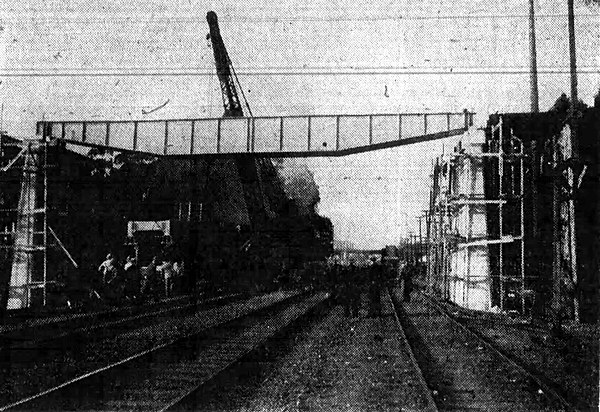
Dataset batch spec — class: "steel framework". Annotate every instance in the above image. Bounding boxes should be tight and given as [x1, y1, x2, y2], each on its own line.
[427, 117, 526, 314]
[0, 138, 77, 309]
[37, 111, 474, 158]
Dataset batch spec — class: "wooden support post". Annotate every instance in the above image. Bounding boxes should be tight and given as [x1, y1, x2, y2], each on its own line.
[189, 121, 195, 155]
[307, 116, 312, 151]
[398, 114, 402, 140]
[42, 142, 48, 307]
[552, 134, 562, 330]
[246, 118, 251, 153]
[251, 118, 256, 152]
[529, 0, 539, 113]
[133, 122, 138, 151]
[279, 117, 284, 151]
[164, 121, 169, 155]
[335, 116, 340, 151]
[499, 118, 505, 311]
[216, 118, 221, 154]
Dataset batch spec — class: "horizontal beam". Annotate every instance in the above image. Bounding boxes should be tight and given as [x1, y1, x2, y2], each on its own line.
[38, 111, 474, 158]
[57, 128, 468, 158]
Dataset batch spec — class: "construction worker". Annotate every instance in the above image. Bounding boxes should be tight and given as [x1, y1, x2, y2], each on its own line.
[98, 253, 118, 303]
[98, 253, 117, 285]
[140, 256, 158, 302]
[402, 264, 414, 302]
[348, 263, 362, 318]
[172, 260, 184, 296]
[157, 259, 175, 298]
[368, 258, 383, 317]
[123, 255, 138, 301]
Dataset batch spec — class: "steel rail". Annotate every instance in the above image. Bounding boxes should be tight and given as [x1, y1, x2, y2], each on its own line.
[386, 289, 439, 412]
[417, 292, 578, 412]
[0, 291, 307, 411]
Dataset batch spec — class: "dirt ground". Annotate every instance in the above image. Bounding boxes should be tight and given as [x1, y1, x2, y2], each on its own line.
[459, 309, 599, 410]
[196, 293, 435, 411]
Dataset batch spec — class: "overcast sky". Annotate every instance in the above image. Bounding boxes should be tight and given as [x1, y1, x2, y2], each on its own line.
[1, 0, 598, 247]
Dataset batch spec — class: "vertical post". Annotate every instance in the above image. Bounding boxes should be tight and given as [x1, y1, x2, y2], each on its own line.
[465, 154, 471, 309]
[446, 113, 451, 131]
[570, 170, 579, 322]
[368, 115, 373, 145]
[520, 139, 526, 315]
[216, 118, 221, 154]
[279, 117, 284, 151]
[568, 0, 578, 115]
[418, 216, 423, 261]
[133, 122, 139, 152]
[251, 117, 256, 152]
[164, 121, 169, 155]
[246, 118, 251, 153]
[439, 204, 444, 298]
[552, 134, 562, 329]
[82, 122, 87, 143]
[567, 0, 579, 324]
[464, 109, 470, 130]
[43, 142, 48, 307]
[499, 117, 504, 311]
[424, 114, 428, 135]
[529, 0, 539, 113]
[398, 114, 402, 140]
[189, 121, 195, 155]
[335, 116, 340, 151]
[105, 122, 110, 146]
[307, 116, 312, 151]
[424, 210, 431, 294]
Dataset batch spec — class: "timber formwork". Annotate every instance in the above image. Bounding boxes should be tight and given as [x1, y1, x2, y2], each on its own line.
[427, 119, 527, 314]
[0, 138, 51, 310]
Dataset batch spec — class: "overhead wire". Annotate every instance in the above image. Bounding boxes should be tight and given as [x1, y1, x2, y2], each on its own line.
[2, 13, 598, 22]
[1, 69, 598, 77]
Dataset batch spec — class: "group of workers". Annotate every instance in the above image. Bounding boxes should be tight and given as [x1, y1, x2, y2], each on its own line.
[94, 251, 417, 310]
[328, 258, 415, 318]
[96, 253, 184, 304]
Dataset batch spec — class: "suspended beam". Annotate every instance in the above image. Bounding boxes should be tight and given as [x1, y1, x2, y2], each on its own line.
[37, 111, 474, 158]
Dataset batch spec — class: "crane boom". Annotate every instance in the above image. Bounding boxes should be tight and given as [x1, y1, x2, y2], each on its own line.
[205, 10, 269, 229]
[206, 11, 244, 118]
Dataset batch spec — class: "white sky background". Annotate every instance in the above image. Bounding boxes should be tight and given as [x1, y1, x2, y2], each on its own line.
[0, 0, 599, 248]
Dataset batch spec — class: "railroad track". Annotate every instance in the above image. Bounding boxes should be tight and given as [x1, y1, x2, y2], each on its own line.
[419, 292, 579, 411]
[385, 290, 439, 412]
[0, 290, 328, 411]
[0, 293, 244, 361]
[185, 289, 439, 411]
[391, 289, 577, 412]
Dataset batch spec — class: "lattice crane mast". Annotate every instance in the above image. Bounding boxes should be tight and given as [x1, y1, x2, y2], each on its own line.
[206, 11, 252, 118]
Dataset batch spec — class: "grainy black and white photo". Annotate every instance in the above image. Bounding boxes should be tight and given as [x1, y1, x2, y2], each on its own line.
[0, 0, 598, 410]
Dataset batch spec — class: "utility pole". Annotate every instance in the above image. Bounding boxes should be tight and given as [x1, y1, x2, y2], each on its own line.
[552, 135, 562, 331]
[567, 0, 580, 323]
[568, 0, 578, 119]
[423, 210, 431, 293]
[529, 0, 539, 113]
[418, 216, 423, 261]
